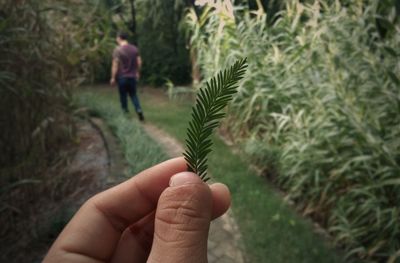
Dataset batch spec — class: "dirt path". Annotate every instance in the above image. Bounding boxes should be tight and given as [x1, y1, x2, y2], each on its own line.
[143, 123, 246, 263]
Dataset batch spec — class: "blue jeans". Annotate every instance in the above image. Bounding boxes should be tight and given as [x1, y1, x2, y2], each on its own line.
[117, 77, 142, 113]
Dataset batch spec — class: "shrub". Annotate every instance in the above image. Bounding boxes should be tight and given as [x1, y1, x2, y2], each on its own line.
[136, 0, 192, 85]
[0, 1, 113, 260]
[0, 0, 113, 179]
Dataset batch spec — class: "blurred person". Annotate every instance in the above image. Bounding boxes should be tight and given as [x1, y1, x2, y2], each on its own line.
[110, 32, 144, 121]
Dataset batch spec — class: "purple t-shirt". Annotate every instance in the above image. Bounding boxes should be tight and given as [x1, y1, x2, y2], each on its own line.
[113, 44, 139, 78]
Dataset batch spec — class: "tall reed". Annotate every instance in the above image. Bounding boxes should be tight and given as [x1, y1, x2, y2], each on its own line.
[0, 0, 113, 260]
[186, 0, 400, 261]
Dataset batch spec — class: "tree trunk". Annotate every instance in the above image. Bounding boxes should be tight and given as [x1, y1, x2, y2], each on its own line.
[129, 0, 137, 44]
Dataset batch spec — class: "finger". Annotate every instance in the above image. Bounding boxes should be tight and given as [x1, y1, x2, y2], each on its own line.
[44, 157, 187, 263]
[210, 183, 231, 218]
[148, 172, 213, 263]
[109, 182, 231, 262]
[111, 212, 156, 263]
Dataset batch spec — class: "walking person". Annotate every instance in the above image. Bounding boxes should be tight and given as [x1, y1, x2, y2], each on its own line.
[110, 32, 144, 121]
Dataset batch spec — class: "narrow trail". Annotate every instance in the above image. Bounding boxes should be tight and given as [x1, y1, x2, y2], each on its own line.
[142, 123, 246, 263]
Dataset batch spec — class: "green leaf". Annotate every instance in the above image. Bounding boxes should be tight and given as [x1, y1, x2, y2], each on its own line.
[183, 58, 248, 181]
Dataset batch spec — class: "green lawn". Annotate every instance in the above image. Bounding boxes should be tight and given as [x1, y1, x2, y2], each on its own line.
[77, 86, 347, 263]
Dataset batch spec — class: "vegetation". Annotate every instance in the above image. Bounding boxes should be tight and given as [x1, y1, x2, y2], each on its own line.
[104, 0, 193, 85]
[2, 0, 399, 262]
[184, 59, 247, 181]
[0, 0, 113, 179]
[0, 1, 112, 194]
[75, 0, 194, 85]
[0, 0, 113, 260]
[186, 1, 400, 261]
[135, 0, 193, 85]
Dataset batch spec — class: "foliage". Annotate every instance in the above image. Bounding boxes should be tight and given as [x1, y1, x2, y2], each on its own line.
[0, 0, 113, 175]
[0, 1, 113, 259]
[114, 0, 138, 43]
[186, 0, 400, 261]
[103, 0, 194, 85]
[135, 0, 192, 85]
[184, 58, 247, 181]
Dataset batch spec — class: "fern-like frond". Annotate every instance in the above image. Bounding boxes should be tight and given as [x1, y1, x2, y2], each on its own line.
[183, 58, 248, 182]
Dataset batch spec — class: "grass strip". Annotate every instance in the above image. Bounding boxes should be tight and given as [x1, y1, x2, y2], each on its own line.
[74, 90, 168, 175]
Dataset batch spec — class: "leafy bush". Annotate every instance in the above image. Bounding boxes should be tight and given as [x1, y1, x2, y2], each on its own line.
[136, 0, 192, 85]
[186, 1, 400, 261]
[0, 0, 113, 174]
[0, 1, 113, 259]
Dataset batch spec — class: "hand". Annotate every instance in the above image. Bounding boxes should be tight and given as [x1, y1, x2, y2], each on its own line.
[136, 72, 140, 80]
[110, 78, 116, 86]
[43, 158, 231, 263]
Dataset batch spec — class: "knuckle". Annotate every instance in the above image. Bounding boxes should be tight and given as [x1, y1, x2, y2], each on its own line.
[155, 184, 212, 241]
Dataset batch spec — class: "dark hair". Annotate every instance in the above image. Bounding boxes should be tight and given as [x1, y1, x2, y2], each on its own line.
[117, 32, 129, 40]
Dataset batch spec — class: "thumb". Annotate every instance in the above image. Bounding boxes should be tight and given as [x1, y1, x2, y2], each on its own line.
[147, 172, 212, 263]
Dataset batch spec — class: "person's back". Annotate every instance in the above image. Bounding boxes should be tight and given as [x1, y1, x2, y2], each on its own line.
[113, 44, 139, 79]
[110, 32, 144, 121]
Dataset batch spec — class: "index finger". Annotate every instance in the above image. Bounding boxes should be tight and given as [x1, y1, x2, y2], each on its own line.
[44, 157, 187, 263]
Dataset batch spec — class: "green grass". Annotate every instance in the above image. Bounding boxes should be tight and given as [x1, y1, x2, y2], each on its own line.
[140, 88, 348, 263]
[73, 90, 169, 175]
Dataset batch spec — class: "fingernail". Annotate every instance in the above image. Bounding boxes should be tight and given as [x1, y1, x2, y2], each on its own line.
[169, 172, 200, 187]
